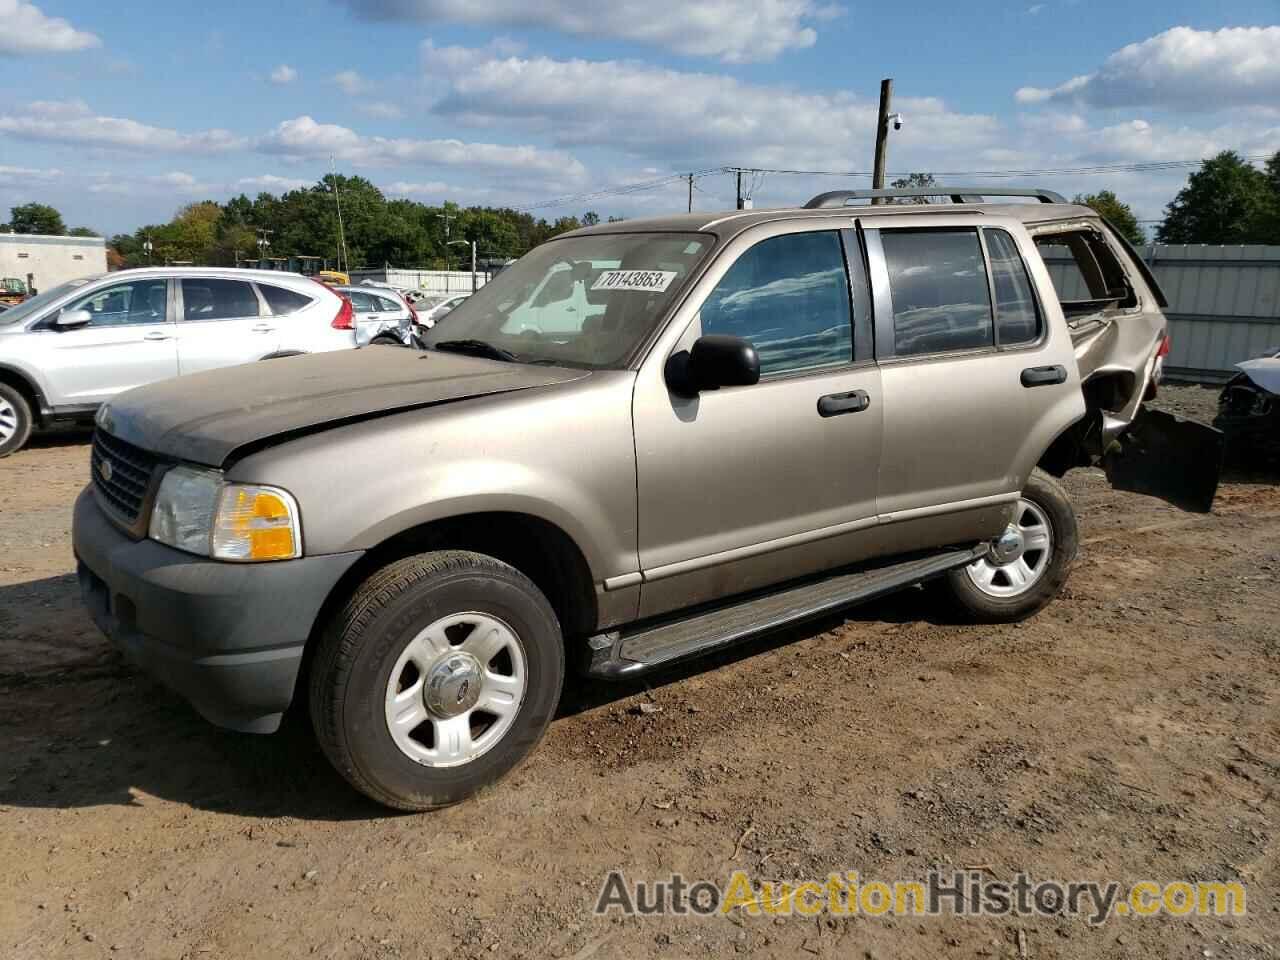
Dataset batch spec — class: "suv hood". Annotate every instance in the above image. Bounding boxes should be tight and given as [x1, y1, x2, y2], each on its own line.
[100, 348, 589, 466]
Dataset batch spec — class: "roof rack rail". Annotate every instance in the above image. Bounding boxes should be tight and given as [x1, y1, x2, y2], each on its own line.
[803, 187, 1067, 208]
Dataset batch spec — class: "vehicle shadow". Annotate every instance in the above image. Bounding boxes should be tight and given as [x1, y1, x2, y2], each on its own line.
[0, 575, 944, 821]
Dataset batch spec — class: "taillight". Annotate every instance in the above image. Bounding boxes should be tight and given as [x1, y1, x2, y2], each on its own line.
[1156, 334, 1171, 358]
[331, 295, 354, 330]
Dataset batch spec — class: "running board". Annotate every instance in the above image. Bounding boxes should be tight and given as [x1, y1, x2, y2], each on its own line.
[585, 546, 985, 678]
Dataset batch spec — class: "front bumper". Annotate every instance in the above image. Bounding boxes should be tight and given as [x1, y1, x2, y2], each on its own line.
[72, 487, 363, 733]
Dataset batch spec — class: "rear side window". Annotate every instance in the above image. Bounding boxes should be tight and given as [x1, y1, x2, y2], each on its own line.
[347, 291, 379, 312]
[881, 229, 993, 356]
[984, 229, 1041, 345]
[376, 295, 402, 312]
[259, 284, 312, 316]
[1034, 229, 1137, 315]
[699, 230, 853, 376]
[181, 278, 261, 321]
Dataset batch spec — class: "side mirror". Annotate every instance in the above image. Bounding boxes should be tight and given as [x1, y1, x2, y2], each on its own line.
[665, 334, 761, 396]
[54, 308, 92, 329]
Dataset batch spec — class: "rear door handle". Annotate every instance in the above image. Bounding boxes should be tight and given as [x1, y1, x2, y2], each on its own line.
[1021, 365, 1067, 387]
[143, 331, 171, 341]
[817, 390, 870, 417]
[252, 322, 276, 333]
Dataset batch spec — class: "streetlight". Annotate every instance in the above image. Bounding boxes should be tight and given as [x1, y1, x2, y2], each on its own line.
[142, 236, 153, 264]
[448, 239, 477, 293]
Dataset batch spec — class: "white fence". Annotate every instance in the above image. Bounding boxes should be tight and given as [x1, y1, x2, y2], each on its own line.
[348, 268, 491, 295]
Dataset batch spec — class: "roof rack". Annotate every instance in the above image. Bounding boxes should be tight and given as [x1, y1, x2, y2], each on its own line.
[803, 187, 1067, 208]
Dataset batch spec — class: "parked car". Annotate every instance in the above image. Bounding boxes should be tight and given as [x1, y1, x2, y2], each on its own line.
[411, 293, 469, 332]
[73, 186, 1221, 810]
[335, 286, 416, 346]
[1215, 347, 1280, 463]
[0, 268, 355, 456]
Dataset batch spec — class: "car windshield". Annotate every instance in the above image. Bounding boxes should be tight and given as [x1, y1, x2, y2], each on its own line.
[419, 232, 712, 369]
[0, 277, 97, 326]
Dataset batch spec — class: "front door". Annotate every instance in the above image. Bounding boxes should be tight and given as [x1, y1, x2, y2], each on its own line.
[175, 277, 278, 374]
[39, 277, 178, 406]
[633, 226, 883, 618]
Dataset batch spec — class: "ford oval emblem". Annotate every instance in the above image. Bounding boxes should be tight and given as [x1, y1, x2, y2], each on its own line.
[98, 459, 113, 483]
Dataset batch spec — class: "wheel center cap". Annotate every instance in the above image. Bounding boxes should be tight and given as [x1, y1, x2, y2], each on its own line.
[424, 652, 483, 718]
[989, 524, 1025, 565]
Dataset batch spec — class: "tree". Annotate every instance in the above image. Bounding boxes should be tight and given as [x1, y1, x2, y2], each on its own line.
[1073, 190, 1146, 246]
[889, 172, 936, 204]
[1157, 151, 1271, 244]
[581, 211, 600, 226]
[68, 226, 100, 237]
[9, 202, 66, 235]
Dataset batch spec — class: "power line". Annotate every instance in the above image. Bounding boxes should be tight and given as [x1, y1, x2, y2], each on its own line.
[724, 155, 1273, 180]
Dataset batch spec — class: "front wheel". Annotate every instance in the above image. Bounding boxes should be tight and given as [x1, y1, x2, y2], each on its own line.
[0, 382, 33, 458]
[940, 468, 1078, 623]
[309, 550, 564, 811]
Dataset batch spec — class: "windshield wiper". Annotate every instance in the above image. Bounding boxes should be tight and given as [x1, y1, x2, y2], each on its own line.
[430, 339, 521, 363]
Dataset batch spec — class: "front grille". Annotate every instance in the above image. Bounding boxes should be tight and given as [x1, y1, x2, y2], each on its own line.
[91, 429, 158, 524]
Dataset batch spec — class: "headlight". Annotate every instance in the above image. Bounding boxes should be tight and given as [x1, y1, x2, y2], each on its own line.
[149, 466, 302, 562]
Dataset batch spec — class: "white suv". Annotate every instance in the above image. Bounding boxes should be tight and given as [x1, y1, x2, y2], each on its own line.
[0, 267, 356, 456]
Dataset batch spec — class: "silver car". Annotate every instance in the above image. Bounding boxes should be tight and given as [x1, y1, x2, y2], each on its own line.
[0, 267, 355, 456]
[335, 286, 415, 346]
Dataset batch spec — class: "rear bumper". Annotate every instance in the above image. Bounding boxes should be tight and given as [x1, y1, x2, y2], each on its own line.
[72, 487, 363, 733]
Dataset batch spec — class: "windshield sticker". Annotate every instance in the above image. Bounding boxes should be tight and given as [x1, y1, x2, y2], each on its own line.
[591, 270, 678, 293]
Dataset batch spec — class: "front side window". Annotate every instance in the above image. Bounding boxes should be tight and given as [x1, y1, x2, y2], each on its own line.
[181, 278, 261, 321]
[419, 232, 712, 369]
[699, 231, 852, 376]
[66, 280, 168, 327]
[984, 229, 1041, 345]
[881, 229, 993, 357]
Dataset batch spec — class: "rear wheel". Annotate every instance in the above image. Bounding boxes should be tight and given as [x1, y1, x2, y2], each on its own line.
[309, 550, 564, 810]
[0, 382, 33, 458]
[940, 468, 1077, 622]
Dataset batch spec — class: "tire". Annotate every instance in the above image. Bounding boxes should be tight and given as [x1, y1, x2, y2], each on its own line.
[0, 382, 33, 458]
[940, 468, 1078, 623]
[309, 550, 564, 811]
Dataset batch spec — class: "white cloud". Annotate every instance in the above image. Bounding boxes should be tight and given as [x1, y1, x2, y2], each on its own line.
[258, 115, 585, 177]
[342, 0, 834, 62]
[0, 0, 100, 55]
[1015, 26, 1280, 110]
[237, 174, 311, 192]
[86, 171, 212, 196]
[0, 164, 62, 185]
[421, 42, 1000, 170]
[332, 69, 372, 95]
[0, 100, 246, 152]
[1026, 4, 1044, 13]
[270, 64, 298, 85]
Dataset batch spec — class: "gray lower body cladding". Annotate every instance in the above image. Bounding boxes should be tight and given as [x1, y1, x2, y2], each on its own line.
[72, 487, 363, 733]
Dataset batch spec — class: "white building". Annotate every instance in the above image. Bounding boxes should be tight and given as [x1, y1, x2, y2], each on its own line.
[0, 233, 108, 293]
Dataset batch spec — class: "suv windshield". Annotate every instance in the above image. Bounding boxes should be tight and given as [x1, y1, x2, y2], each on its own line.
[420, 232, 712, 368]
[0, 277, 98, 326]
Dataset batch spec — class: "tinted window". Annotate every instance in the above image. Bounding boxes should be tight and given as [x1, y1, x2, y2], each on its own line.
[881, 229, 993, 356]
[346, 291, 378, 312]
[181, 279, 261, 321]
[260, 284, 312, 316]
[699, 231, 852, 375]
[376, 295, 402, 312]
[66, 280, 168, 327]
[984, 229, 1040, 345]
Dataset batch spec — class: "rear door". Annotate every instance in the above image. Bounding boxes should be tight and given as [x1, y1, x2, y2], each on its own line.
[37, 277, 178, 405]
[175, 277, 278, 373]
[863, 215, 1083, 533]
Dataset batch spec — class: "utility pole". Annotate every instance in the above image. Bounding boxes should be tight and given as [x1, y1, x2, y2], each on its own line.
[736, 169, 744, 210]
[434, 206, 456, 275]
[329, 155, 349, 273]
[687, 173, 694, 213]
[871, 78, 893, 204]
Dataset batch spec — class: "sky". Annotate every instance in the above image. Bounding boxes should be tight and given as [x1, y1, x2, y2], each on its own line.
[0, 0, 1278, 237]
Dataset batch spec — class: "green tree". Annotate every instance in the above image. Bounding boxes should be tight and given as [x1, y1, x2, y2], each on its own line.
[68, 226, 100, 237]
[1073, 190, 1146, 246]
[9, 202, 66, 235]
[889, 172, 937, 203]
[1157, 151, 1271, 244]
[1254, 150, 1280, 245]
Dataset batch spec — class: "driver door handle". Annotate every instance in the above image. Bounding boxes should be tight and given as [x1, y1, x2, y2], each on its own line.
[817, 390, 870, 417]
[143, 331, 172, 341]
[252, 322, 276, 333]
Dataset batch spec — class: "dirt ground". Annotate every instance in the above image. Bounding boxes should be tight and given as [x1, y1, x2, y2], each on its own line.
[2, 385, 1277, 959]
